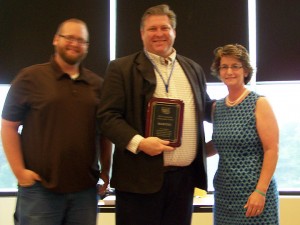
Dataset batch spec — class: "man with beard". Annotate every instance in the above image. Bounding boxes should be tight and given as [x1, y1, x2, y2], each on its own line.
[1, 18, 112, 225]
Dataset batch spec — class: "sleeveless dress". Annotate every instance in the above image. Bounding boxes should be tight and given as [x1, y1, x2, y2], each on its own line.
[212, 91, 279, 225]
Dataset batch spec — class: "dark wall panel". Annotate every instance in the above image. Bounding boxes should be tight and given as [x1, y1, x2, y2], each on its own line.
[257, 1, 300, 81]
[116, 0, 249, 82]
[0, 0, 109, 83]
[2, 1, 298, 83]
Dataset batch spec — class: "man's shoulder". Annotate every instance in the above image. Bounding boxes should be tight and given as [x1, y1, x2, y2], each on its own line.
[106, 51, 149, 74]
[14, 62, 52, 81]
[113, 51, 145, 63]
[81, 67, 100, 77]
[81, 67, 103, 82]
[21, 62, 52, 73]
[176, 54, 199, 65]
[176, 54, 204, 72]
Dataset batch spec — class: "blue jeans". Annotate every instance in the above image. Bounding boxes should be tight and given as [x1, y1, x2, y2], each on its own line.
[14, 182, 98, 225]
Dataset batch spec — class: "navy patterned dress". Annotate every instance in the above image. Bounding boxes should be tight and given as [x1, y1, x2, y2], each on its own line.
[212, 91, 279, 225]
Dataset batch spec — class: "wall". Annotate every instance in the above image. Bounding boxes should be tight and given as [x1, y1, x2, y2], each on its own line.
[116, 0, 248, 83]
[1, 1, 299, 83]
[0, 0, 110, 83]
[1, 196, 299, 225]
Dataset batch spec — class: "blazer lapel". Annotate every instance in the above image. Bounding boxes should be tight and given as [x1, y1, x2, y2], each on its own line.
[136, 52, 156, 101]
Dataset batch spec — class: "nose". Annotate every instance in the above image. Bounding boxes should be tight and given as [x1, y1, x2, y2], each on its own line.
[225, 68, 233, 74]
[154, 28, 164, 36]
[227, 67, 234, 72]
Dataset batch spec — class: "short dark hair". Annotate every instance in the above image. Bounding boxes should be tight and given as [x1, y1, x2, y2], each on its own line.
[56, 18, 89, 38]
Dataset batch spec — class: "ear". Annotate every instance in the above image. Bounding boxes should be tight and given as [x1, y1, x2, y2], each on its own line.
[53, 35, 59, 46]
[140, 29, 144, 41]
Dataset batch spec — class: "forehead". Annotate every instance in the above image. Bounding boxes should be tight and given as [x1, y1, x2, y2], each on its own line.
[143, 15, 171, 27]
[220, 56, 241, 64]
[60, 22, 88, 37]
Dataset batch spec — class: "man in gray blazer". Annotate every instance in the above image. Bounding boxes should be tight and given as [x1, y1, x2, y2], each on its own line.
[98, 4, 213, 225]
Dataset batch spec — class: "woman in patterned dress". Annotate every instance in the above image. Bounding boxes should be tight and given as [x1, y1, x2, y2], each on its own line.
[208, 44, 279, 224]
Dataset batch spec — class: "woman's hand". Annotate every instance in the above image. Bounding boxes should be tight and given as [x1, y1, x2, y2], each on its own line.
[244, 191, 266, 217]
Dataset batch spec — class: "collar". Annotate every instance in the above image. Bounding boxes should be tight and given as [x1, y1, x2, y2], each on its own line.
[50, 55, 90, 84]
[145, 49, 177, 66]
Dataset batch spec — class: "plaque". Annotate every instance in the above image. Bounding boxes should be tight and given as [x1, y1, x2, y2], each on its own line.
[145, 98, 184, 147]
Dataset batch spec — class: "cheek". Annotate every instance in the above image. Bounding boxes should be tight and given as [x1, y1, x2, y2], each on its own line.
[219, 72, 226, 80]
[170, 31, 176, 39]
[141, 34, 150, 44]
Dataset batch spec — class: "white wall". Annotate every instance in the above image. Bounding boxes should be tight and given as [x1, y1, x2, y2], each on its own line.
[1, 196, 300, 225]
[0, 197, 16, 225]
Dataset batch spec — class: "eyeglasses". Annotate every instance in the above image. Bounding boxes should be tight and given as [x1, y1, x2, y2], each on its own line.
[219, 65, 243, 71]
[58, 34, 89, 45]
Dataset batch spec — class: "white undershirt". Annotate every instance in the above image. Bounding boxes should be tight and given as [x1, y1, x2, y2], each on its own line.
[70, 73, 79, 80]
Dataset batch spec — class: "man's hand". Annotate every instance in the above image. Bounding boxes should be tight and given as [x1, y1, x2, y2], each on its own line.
[17, 169, 41, 187]
[138, 137, 175, 156]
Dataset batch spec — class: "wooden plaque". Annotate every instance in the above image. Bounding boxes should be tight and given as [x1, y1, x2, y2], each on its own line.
[145, 98, 184, 147]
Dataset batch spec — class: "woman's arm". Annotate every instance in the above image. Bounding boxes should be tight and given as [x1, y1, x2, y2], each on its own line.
[255, 97, 279, 193]
[244, 97, 279, 217]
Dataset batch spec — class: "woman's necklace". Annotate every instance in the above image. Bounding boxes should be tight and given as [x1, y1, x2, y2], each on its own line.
[226, 89, 249, 106]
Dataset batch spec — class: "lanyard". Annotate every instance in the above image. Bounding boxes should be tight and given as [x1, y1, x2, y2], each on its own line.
[145, 51, 176, 93]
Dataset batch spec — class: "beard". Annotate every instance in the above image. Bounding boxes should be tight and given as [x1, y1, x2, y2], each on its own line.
[56, 46, 87, 65]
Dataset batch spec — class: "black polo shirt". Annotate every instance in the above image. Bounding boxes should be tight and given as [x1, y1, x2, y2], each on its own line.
[2, 57, 103, 193]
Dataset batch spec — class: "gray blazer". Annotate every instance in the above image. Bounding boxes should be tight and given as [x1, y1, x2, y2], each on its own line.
[98, 51, 213, 194]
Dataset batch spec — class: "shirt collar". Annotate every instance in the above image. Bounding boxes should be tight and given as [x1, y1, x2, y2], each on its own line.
[50, 55, 90, 84]
[145, 49, 177, 66]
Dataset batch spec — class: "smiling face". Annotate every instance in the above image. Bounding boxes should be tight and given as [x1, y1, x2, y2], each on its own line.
[141, 15, 176, 58]
[53, 21, 89, 65]
[219, 56, 249, 88]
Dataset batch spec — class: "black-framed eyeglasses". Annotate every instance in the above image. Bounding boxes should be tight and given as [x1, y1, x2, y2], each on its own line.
[58, 34, 89, 45]
[219, 65, 243, 71]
